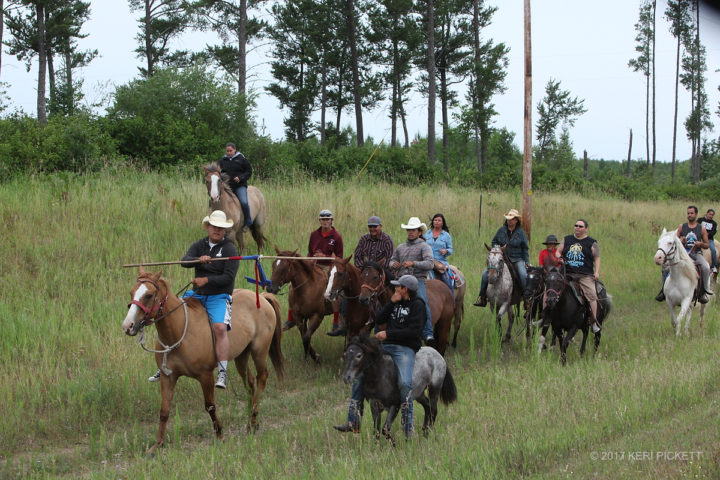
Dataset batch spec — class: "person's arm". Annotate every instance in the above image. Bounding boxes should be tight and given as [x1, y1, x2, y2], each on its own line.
[592, 241, 600, 279]
[520, 230, 529, 264]
[236, 154, 252, 183]
[443, 232, 453, 257]
[491, 227, 505, 247]
[381, 235, 395, 268]
[353, 238, 366, 268]
[181, 240, 203, 267]
[389, 246, 401, 269]
[413, 244, 435, 272]
[698, 227, 710, 250]
[555, 240, 565, 260]
[204, 242, 239, 288]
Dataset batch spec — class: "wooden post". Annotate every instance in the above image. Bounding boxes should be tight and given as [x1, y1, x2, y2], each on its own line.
[626, 128, 632, 178]
[478, 193, 483, 237]
[522, 0, 532, 242]
[583, 150, 588, 179]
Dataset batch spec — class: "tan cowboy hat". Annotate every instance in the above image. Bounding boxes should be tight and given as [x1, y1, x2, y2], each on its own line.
[202, 210, 234, 228]
[504, 209, 521, 220]
[401, 216, 427, 234]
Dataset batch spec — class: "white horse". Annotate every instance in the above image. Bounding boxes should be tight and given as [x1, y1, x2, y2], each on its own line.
[486, 245, 522, 343]
[654, 229, 698, 336]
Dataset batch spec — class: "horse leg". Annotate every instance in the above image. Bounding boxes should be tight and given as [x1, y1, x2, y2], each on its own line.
[553, 328, 566, 365]
[297, 316, 319, 362]
[247, 345, 271, 432]
[414, 392, 432, 437]
[503, 304, 514, 343]
[384, 405, 399, 446]
[302, 314, 323, 363]
[593, 330, 601, 352]
[579, 327, 588, 356]
[198, 370, 223, 439]
[251, 224, 265, 253]
[233, 350, 256, 432]
[682, 299, 694, 337]
[371, 401, 383, 440]
[666, 302, 679, 335]
[235, 227, 245, 256]
[451, 301, 463, 348]
[149, 375, 179, 455]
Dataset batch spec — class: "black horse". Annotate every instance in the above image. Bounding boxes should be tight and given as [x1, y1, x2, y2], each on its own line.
[543, 266, 612, 364]
[341, 336, 457, 445]
[523, 265, 555, 352]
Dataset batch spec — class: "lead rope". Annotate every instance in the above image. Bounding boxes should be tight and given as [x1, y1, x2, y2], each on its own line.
[137, 301, 190, 375]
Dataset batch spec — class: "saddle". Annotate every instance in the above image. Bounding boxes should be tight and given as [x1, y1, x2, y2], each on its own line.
[565, 274, 608, 316]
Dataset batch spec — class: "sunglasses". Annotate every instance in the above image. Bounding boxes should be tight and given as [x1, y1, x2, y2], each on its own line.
[574, 224, 585, 228]
[368, 225, 379, 228]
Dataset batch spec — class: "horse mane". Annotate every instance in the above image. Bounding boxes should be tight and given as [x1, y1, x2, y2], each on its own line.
[276, 249, 317, 275]
[349, 334, 382, 355]
[365, 260, 394, 283]
[665, 231, 697, 280]
[203, 162, 234, 195]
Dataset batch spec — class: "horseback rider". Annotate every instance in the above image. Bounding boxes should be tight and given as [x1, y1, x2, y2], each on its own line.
[423, 213, 455, 293]
[148, 210, 239, 388]
[334, 274, 425, 438]
[219, 142, 253, 232]
[473, 209, 529, 307]
[700, 208, 717, 273]
[655, 205, 712, 304]
[555, 218, 602, 333]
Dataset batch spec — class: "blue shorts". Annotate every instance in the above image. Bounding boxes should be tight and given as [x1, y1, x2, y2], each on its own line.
[182, 290, 232, 330]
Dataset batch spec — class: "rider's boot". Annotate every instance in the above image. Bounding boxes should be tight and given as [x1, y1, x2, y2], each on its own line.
[473, 291, 487, 307]
[655, 288, 666, 302]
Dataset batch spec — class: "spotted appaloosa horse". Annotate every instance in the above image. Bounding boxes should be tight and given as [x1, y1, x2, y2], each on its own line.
[203, 163, 266, 254]
[485, 245, 524, 344]
[122, 268, 284, 454]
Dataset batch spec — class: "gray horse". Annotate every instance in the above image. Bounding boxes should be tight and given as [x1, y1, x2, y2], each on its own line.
[485, 245, 524, 343]
[341, 335, 457, 445]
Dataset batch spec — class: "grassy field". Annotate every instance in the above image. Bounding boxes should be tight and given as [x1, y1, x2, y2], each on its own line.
[1, 168, 719, 479]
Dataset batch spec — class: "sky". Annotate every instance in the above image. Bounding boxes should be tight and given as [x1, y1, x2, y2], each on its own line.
[2, 0, 720, 162]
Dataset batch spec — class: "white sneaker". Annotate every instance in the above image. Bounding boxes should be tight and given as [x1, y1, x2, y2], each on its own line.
[215, 369, 227, 389]
[591, 322, 601, 334]
[148, 369, 161, 382]
[713, 267, 717, 274]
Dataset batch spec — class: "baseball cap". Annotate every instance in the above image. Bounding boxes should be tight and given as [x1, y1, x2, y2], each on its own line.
[390, 274, 418, 292]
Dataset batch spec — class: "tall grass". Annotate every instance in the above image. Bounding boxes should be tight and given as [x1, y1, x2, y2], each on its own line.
[1, 169, 718, 478]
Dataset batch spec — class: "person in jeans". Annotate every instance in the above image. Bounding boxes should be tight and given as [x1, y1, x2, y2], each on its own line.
[218, 142, 253, 231]
[700, 208, 717, 273]
[333, 275, 424, 438]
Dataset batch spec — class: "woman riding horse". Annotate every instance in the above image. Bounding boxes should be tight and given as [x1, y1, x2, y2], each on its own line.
[219, 142, 253, 232]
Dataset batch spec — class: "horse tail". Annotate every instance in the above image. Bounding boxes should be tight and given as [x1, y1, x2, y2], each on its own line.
[599, 293, 613, 324]
[440, 366, 458, 405]
[261, 292, 285, 383]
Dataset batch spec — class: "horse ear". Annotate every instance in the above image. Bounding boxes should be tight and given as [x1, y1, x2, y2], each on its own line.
[274, 244, 280, 254]
[152, 270, 163, 281]
[661, 228, 667, 235]
[138, 265, 146, 276]
[345, 255, 353, 263]
[484, 243, 490, 251]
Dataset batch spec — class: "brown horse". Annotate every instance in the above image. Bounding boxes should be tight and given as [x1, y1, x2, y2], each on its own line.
[265, 247, 335, 362]
[203, 163, 267, 254]
[357, 261, 454, 355]
[121, 268, 284, 454]
[445, 265, 466, 348]
[325, 256, 371, 339]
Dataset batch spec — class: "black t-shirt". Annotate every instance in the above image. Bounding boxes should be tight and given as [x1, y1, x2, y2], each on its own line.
[561, 235, 596, 275]
[700, 217, 717, 241]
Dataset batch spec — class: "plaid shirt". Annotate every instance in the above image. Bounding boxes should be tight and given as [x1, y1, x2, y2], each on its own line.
[353, 232, 394, 269]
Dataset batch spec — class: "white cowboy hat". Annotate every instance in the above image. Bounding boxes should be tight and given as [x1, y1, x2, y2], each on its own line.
[401, 217, 427, 234]
[202, 210, 234, 228]
[504, 209, 521, 220]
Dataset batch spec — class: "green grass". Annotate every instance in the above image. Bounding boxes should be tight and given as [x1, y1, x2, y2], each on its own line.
[1, 169, 719, 478]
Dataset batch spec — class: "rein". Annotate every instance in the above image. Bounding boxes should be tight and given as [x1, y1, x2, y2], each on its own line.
[656, 241, 679, 267]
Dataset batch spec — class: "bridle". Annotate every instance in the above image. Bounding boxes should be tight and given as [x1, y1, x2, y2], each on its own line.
[656, 238, 679, 266]
[486, 251, 505, 279]
[544, 271, 566, 299]
[129, 278, 169, 327]
[359, 265, 387, 304]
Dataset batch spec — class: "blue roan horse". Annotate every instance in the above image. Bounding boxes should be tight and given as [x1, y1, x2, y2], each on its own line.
[543, 266, 612, 364]
[341, 335, 457, 445]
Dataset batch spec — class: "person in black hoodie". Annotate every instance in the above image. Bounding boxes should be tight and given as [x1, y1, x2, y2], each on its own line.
[219, 142, 253, 231]
[148, 210, 239, 388]
[334, 274, 424, 437]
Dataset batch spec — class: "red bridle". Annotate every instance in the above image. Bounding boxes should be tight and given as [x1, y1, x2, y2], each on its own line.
[129, 278, 168, 327]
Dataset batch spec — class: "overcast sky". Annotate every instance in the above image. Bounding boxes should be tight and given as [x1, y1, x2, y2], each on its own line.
[2, 0, 720, 162]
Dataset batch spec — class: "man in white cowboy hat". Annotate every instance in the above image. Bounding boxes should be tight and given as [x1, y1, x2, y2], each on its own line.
[388, 216, 435, 344]
[148, 210, 239, 388]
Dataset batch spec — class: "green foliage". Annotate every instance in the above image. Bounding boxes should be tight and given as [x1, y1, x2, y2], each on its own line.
[105, 66, 250, 167]
[0, 112, 115, 178]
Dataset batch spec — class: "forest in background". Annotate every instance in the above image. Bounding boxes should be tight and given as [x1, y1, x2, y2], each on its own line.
[1, 0, 719, 200]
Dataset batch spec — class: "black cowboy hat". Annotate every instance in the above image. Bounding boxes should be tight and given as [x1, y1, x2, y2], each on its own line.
[542, 234, 559, 245]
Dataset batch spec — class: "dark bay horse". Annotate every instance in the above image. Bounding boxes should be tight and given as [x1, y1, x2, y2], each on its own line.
[121, 268, 284, 454]
[543, 266, 612, 364]
[203, 163, 267, 254]
[265, 247, 334, 362]
[324, 256, 371, 338]
[341, 335, 457, 444]
[357, 261, 454, 355]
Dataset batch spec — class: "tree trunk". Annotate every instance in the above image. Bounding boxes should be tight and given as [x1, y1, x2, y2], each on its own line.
[651, 0, 656, 169]
[0, 0, 4, 79]
[440, 65, 449, 173]
[320, 66, 327, 146]
[47, 47, 55, 115]
[473, 0, 482, 173]
[238, 0, 247, 96]
[693, 0, 701, 182]
[36, 3, 47, 125]
[400, 100, 409, 148]
[145, 0, 153, 76]
[346, 0, 363, 146]
[583, 150, 588, 179]
[522, 0, 532, 241]
[391, 29, 399, 147]
[644, 72, 649, 164]
[65, 49, 74, 116]
[427, 0, 436, 165]
[626, 128, 632, 178]
[671, 35, 680, 183]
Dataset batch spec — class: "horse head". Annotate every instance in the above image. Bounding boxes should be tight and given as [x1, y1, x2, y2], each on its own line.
[359, 261, 389, 306]
[123, 267, 168, 336]
[524, 266, 544, 302]
[325, 256, 353, 301]
[654, 228, 679, 266]
[544, 266, 565, 309]
[341, 335, 381, 385]
[267, 247, 299, 294]
[486, 245, 505, 284]
[202, 163, 226, 204]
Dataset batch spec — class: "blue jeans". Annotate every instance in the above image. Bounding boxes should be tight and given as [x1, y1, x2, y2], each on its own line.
[709, 240, 717, 268]
[233, 186, 252, 227]
[416, 280, 434, 340]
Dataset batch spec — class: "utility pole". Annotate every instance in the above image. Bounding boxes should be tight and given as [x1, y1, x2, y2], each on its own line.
[522, 0, 532, 241]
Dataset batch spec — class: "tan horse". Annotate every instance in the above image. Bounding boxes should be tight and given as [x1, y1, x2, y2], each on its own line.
[121, 268, 284, 454]
[699, 240, 720, 327]
[448, 266, 466, 348]
[203, 163, 267, 254]
[357, 262, 454, 355]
